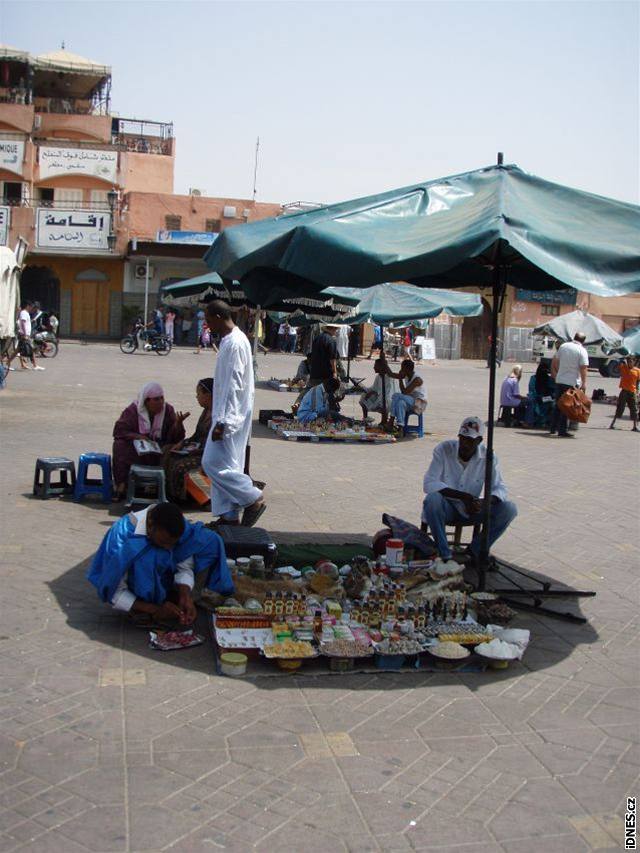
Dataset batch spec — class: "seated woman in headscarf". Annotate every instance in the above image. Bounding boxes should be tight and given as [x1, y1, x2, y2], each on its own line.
[87, 502, 233, 624]
[499, 365, 527, 427]
[164, 378, 213, 502]
[112, 382, 188, 500]
[525, 362, 556, 428]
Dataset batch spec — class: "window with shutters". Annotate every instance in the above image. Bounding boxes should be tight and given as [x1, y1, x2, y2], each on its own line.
[540, 304, 560, 316]
[165, 215, 181, 230]
[54, 188, 83, 206]
[205, 218, 221, 233]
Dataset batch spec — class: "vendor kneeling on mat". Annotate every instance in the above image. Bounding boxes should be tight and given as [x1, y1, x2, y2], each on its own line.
[296, 376, 344, 423]
[421, 416, 517, 565]
[87, 503, 233, 623]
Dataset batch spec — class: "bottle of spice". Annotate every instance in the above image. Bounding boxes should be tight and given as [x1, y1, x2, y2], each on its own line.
[284, 592, 294, 616]
[264, 592, 274, 615]
[274, 591, 284, 616]
[313, 610, 323, 635]
[300, 594, 307, 615]
[396, 606, 405, 623]
[399, 583, 407, 602]
[351, 600, 361, 624]
[360, 602, 370, 627]
[417, 605, 426, 629]
[394, 584, 402, 603]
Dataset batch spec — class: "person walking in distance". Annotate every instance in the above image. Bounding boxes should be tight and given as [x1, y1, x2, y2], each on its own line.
[609, 356, 640, 432]
[550, 333, 589, 437]
[201, 300, 266, 527]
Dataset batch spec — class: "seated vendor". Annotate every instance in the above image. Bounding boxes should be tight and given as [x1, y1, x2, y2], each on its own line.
[525, 362, 555, 428]
[293, 354, 312, 386]
[164, 378, 213, 501]
[386, 359, 427, 430]
[112, 382, 189, 500]
[296, 376, 343, 424]
[87, 502, 233, 623]
[421, 416, 517, 565]
[499, 365, 527, 427]
[359, 358, 399, 425]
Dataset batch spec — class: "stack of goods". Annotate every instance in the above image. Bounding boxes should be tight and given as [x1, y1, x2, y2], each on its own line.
[267, 417, 396, 444]
[210, 547, 530, 675]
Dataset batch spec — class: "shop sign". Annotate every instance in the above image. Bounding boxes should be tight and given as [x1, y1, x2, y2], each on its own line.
[0, 140, 25, 175]
[515, 288, 576, 305]
[0, 206, 9, 245]
[156, 230, 219, 246]
[39, 147, 118, 182]
[36, 208, 111, 251]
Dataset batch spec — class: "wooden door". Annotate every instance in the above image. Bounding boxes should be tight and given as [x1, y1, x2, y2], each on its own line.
[71, 281, 110, 335]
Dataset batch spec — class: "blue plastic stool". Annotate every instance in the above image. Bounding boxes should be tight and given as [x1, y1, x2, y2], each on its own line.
[74, 453, 113, 503]
[403, 411, 424, 438]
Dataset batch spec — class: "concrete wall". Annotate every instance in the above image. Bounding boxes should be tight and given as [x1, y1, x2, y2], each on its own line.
[120, 150, 174, 194]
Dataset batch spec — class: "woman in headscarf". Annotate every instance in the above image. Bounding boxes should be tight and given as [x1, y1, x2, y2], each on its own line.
[524, 361, 556, 428]
[112, 382, 188, 500]
[164, 378, 214, 502]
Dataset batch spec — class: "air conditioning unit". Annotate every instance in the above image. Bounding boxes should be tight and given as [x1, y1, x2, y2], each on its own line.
[223, 205, 237, 218]
[33, 115, 42, 131]
[134, 263, 154, 280]
[189, 188, 203, 197]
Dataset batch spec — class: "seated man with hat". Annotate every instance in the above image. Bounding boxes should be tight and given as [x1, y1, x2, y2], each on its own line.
[421, 416, 517, 564]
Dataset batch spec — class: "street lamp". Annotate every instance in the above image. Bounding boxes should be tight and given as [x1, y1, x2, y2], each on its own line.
[107, 188, 118, 252]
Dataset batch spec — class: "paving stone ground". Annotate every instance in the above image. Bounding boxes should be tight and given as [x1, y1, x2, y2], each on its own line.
[0, 343, 638, 852]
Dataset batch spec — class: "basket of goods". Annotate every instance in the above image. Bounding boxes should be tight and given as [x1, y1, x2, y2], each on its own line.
[320, 639, 374, 661]
[215, 611, 273, 629]
[474, 600, 517, 626]
[374, 637, 423, 670]
[473, 638, 521, 669]
[427, 641, 471, 662]
[263, 640, 317, 671]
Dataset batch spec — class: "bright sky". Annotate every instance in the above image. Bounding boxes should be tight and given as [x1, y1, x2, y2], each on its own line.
[3, 1, 638, 205]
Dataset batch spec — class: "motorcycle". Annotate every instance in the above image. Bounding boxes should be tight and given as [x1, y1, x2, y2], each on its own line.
[33, 330, 59, 358]
[120, 328, 172, 356]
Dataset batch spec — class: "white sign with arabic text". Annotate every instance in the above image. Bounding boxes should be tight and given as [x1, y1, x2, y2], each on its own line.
[0, 207, 9, 246]
[36, 208, 112, 251]
[0, 140, 25, 176]
[39, 147, 118, 182]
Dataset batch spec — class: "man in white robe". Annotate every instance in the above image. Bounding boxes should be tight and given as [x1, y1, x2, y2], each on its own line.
[336, 324, 350, 359]
[201, 301, 266, 527]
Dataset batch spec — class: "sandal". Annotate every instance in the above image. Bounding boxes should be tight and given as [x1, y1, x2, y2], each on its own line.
[241, 501, 267, 527]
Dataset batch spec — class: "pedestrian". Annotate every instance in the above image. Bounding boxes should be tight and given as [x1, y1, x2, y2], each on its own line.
[609, 356, 640, 432]
[153, 308, 164, 335]
[8, 301, 42, 371]
[486, 335, 503, 368]
[367, 324, 383, 359]
[286, 324, 298, 353]
[336, 324, 350, 359]
[201, 300, 266, 527]
[277, 321, 288, 352]
[164, 309, 176, 343]
[181, 314, 192, 345]
[550, 333, 589, 437]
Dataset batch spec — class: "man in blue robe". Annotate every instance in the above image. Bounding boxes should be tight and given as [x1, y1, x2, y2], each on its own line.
[87, 503, 233, 623]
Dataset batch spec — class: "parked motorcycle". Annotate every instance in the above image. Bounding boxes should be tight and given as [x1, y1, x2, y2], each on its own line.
[33, 330, 59, 358]
[119, 329, 172, 356]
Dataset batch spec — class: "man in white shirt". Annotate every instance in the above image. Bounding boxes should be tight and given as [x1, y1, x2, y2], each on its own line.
[201, 300, 266, 527]
[550, 333, 589, 437]
[421, 416, 517, 564]
[9, 301, 41, 371]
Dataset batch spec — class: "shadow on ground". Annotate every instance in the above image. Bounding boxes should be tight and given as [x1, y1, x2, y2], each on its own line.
[48, 530, 599, 685]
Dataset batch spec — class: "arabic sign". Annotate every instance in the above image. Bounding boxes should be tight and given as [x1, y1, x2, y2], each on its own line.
[516, 288, 576, 305]
[0, 207, 9, 246]
[156, 230, 219, 246]
[39, 147, 118, 182]
[36, 208, 112, 251]
[0, 140, 24, 176]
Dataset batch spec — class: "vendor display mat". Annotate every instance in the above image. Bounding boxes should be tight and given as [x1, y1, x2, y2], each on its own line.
[209, 615, 490, 678]
[268, 418, 395, 444]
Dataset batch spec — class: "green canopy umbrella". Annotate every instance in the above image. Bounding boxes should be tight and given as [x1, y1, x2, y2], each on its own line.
[206, 159, 640, 598]
[325, 282, 482, 325]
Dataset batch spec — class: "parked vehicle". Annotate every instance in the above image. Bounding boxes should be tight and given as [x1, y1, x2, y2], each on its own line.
[119, 328, 172, 356]
[33, 329, 59, 358]
[533, 334, 623, 377]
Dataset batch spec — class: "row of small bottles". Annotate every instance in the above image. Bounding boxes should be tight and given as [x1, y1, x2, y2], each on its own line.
[351, 592, 468, 628]
[264, 591, 307, 617]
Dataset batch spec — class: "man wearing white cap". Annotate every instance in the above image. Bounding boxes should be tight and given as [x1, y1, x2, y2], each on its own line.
[421, 416, 517, 563]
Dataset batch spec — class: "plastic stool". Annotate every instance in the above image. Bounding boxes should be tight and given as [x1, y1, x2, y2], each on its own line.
[403, 411, 424, 438]
[126, 465, 167, 508]
[33, 457, 76, 499]
[74, 452, 113, 503]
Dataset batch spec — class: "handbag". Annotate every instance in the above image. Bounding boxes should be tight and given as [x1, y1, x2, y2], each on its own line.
[557, 387, 592, 423]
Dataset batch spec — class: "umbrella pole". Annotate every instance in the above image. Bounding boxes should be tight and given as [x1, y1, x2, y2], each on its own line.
[478, 262, 505, 590]
[252, 306, 260, 379]
[380, 324, 387, 421]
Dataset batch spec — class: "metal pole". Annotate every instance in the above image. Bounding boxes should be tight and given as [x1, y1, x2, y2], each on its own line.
[252, 306, 260, 379]
[478, 258, 504, 590]
[143, 256, 150, 326]
[252, 136, 260, 202]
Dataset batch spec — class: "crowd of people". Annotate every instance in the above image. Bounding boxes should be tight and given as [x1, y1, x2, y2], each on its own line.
[0, 299, 58, 375]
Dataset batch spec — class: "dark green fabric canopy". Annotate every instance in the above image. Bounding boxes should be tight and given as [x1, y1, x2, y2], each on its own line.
[325, 283, 482, 325]
[205, 164, 640, 303]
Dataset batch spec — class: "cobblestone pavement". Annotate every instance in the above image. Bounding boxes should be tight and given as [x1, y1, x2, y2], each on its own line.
[0, 344, 638, 852]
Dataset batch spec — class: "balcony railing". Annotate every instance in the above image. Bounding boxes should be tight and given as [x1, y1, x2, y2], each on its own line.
[111, 134, 172, 155]
[1, 197, 112, 210]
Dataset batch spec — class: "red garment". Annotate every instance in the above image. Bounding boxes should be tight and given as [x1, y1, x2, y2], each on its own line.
[112, 401, 185, 486]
